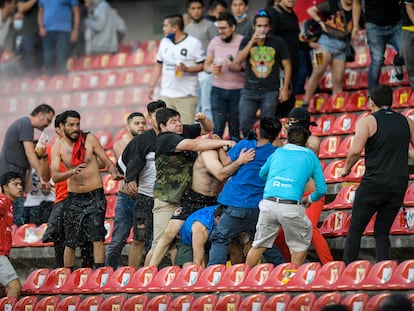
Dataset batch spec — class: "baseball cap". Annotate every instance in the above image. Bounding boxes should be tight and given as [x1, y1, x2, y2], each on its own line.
[288, 107, 317, 127]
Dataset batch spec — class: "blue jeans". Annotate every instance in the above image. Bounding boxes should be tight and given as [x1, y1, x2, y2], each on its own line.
[13, 197, 27, 226]
[239, 88, 279, 137]
[365, 22, 402, 91]
[105, 192, 136, 269]
[402, 29, 414, 90]
[295, 49, 313, 95]
[207, 206, 284, 266]
[196, 72, 214, 120]
[211, 86, 241, 140]
[42, 30, 71, 76]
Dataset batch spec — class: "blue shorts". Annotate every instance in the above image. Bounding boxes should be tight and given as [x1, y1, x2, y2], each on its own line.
[318, 34, 347, 61]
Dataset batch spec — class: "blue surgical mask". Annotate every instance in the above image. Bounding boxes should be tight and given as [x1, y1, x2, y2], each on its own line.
[166, 32, 176, 41]
[234, 13, 247, 21]
[13, 20, 23, 31]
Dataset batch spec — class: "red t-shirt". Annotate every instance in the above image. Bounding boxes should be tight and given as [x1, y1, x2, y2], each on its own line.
[294, 0, 325, 23]
[46, 146, 68, 204]
[0, 194, 14, 256]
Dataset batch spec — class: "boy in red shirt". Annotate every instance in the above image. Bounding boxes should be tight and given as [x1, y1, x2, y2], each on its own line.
[0, 171, 23, 298]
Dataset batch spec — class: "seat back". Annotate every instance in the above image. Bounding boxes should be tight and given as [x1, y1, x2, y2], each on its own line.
[147, 265, 181, 292]
[239, 293, 267, 311]
[77, 295, 104, 311]
[308, 93, 330, 114]
[387, 259, 414, 289]
[0, 297, 16, 310]
[78, 266, 114, 294]
[360, 260, 398, 290]
[102, 266, 136, 293]
[33, 296, 60, 311]
[404, 183, 414, 206]
[60, 267, 92, 294]
[324, 184, 358, 210]
[168, 294, 194, 311]
[124, 266, 158, 293]
[320, 211, 350, 237]
[100, 295, 126, 311]
[285, 262, 321, 291]
[37, 267, 71, 294]
[123, 295, 149, 311]
[214, 294, 242, 311]
[344, 89, 369, 112]
[323, 159, 346, 183]
[331, 113, 357, 135]
[393, 86, 413, 109]
[13, 296, 38, 311]
[262, 262, 297, 291]
[319, 136, 343, 159]
[307, 261, 346, 290]
[311, 292, 343, 311]
[262, 293, 292, 311]
[191, 294, 218, 311]
[169, 264, 203, 292]
[326, 91, 350, 113]
[345, 159, 365, 182]
[191, 264, 226, 292]
[55, 296, 82, 311]
[286, 292, 316, 311]
[365, 293, 392, 311]
[336, 260, 372, 290]
[237, 263, 274, 291]
[215, 263, 250, 291]
[146, 294, 172, 311]
[341, 293, 369, 311]
[22, 268, 50, 294]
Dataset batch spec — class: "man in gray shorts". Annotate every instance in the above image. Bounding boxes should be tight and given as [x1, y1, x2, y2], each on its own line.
[245, 125, 327, 267]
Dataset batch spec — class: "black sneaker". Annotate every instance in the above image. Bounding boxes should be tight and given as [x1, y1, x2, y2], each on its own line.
[393, 53, 405, 80]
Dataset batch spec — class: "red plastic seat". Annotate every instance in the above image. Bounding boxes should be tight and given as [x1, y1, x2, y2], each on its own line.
[119, 69, 137, 87]
[319, 136, 343, 159]
[105, 195, 117, 218]
[146, 265, 181, 292]
[146, 294, 172, 311]
[190, 264, 226, 292]
[109, 52, 128, 68]
[34, 296, 60, 311]
[335, 260, 371, 290]
[304, 261, 345, 291]
[312, 114, 337, 136]
[308, 93, 330, 114]
[392, 86, 413, 109]
[91, 53, 111, 69]
[261, 262, 297, 292]
[362, 213, 376, 235]
[123, 295, 149, 311]
[404, 183, 414, 206]
[78, 295, 104, 311]
[403, 108, 414, 122]
[344, 89, 370, 112]
[213, 263, 250, 292]
[286, 292, 316, 311]
[239, 293, 267, 311]
[236, 263, 274, 291]
[323, 159, 346, 183]
[59, 267, 92, 294]
[379, 66, 408, 86]
[55, 296, 82, 311]
[126, 49, 146, 66]
[284, 262, 321, 291]
[37, 267, 71, 294]
[13, 296, 38, 311]
[0, 297, 16, 310]
[345, 158, 365, 182]
[320, 210, 350, 237]
[343, 69, 361, 89]
[311, 292, 343, 311]
[385, 259, 414, 289]
[336, 135, 355, 158]
[390, 209, 411, 234]
[324, 184, 358, 210]
[330, 112, 357, 135]
[365, 293, 392, 311]
[319, 71, 333, 92]
[103, 174, 119, 195]
[64, 74, 84, 91]
[359, 260, 398, 290]
[384, 45, 398, 66]
[169, 294, 194, 311]
[123, 266, 158, 293]
[100, 295, 126, 311]
[135, 67, 153, 85]
[341, 292, 369, 310]
[262, 293, 292, 311]
[104, 219, 114, 244]
[347, 45, 371, 68]
[102, 266, 136, 293]
[77, 266, 114, 294]
[191, 294, 218, 311]
[29, 76, 49, 93]
[95, 130, 113, 150]
[46, 74, 67, 92]
[74, 55, 94, 71]
[326, 91, 350, 113]
[22, 268, 50, 294]
[13, 223, 50, 247]
[168, 264, 203, 292]
[215, 294, 242, 311]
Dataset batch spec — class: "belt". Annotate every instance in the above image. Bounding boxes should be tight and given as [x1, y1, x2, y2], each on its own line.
[266, 197, 301, 205]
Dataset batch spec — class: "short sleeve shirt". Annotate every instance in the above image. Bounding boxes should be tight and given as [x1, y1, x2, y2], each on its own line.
[0, 195, 13, 256]
[316, 0, 353, 40]
[38, 0, 79, 32]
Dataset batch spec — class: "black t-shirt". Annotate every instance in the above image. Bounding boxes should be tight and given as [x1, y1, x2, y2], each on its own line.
[17, 0, 39, 35]
[364, 0, 401, 26]
[317, 0, 352, 40]
[239, 34, 290, 91]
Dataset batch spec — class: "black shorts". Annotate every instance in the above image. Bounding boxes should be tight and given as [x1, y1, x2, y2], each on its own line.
[172, 190, 217, 221]
[42, 199, 66, 243]
[64, 188, 107, 247]
[133, 193, 154, 242]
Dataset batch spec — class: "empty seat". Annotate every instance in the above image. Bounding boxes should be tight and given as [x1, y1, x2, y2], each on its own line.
[365, 293, 392, 311]
[102, 266, 136, 293]
[284, 262, 321, 291]
[123, 295, 149, 311]
[320, 210, 350, 237]
[308, 93, 330, 114]
[123, 266, 158, 293]
[379, 66, 408, 87]
[77, 266, 114, 294]
[312, 114, 337, 136]
[213, 263, 250, 292]
[237, 263, 274, 291]
[64, 74, 84, 91]
[22, 268, 50, 294]
[239, 293, 267, 311]
[13, 223, 50, 247]
[344, 158, 365, 182]
[168, 264, 203, 292]
[286, 292, 316, 311]
[190, 264, 226, 292]
[60, 267, 93, 294]
[359, 260, 398, 290]
[78, 295, 104, 311]
[262, 293, 292, 311]
[341, 292, 369, 311]
[100, 295, 126, 311]
[344, 89, 369, 112]
[0, 297, 16, 310]
[335, 135, 356, 158]
[34, 295, 60, 311]
[169, 294, 194, 311]
[362, 213, 376, 235]
[13, 296, 38, 311]
[37, 267, 71, 294]
[326, 91, 350, 113]
[125, 49, 146, 66]
[215, 294, 242, 311]
[323, 159, 346, 183]
[330, 112, 357, 135]
[319, 72, 333, 92]
[323, 184, 358, 210]
[305, 261, 345, 291]
[393, 86, 413, 109]
[404, 183, 414, 206]
[146, 294, 172, 311]
[55, 295, 82, 311]
[312, 292, 343, 311]
[390, 209, 411, 234]
[347, 45, 371, 68]
[319, 136, 343, 159]
[343, 69, 361, 89]
[261, 262, 297, 292]
[105, 195, 117, 219]
[335, 260, 371, 290]
[102, 174, 119, 195]
[109, 52, 128, 68]
[191, 294, 218, 311]
[146, 265, 181, 292]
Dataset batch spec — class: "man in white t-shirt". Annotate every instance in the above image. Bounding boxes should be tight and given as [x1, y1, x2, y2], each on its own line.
[148, 14, 205, 125]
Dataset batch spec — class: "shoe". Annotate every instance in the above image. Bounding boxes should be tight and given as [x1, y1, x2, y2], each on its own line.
[393, 53, 405, 80]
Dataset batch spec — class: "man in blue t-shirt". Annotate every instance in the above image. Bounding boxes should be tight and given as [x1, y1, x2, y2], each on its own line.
[207, 116, 285, 266]
[245, 125, 327, 267]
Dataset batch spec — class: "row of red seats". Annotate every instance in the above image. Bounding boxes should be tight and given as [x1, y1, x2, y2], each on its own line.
[1, 291, 408, 311]
[21, 259, 414, 295]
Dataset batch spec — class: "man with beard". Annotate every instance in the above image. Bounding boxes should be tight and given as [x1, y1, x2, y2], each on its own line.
[205, 11, 245, 141]
[50, 110, 123, 270]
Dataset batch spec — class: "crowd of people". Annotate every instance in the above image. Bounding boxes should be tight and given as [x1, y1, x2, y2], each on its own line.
[1, 0, 414, 303]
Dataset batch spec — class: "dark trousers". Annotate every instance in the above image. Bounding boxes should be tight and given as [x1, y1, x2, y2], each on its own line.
[343, 183, 405, 264]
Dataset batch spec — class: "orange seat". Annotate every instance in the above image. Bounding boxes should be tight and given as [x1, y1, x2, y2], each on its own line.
[13, 296, 38, 311]
[109, 52, 128, 68]
[261, 262, 297, 292]
[365, 293, 392, 311]
[215, 293, 242, 311]
[323, 159, 346, 183]
[286, 292, 316, 311]
[335, 260, 371, 290]
[330, 112, 357, 135]
[344, 89, 370, 112]
[325, 91, 350, 113]
[324, 184, 358, 210]
[214, 263, 250, 292]
[100, 295, 126, 311]
[341, 292, 369, 310]
[146, 294, 172, 311]
[168, 264, 203, 292]
[385, 259, 414, 290]
[102, 266, 136, 293]
[123, 294, 149, 311]
[146, 265, 181, 292]
[22, 268, 50, 294]
[191, 294, 218, 311]
[55, 295, 82, 311]
[105, 195, 117, 218]
[311, 292, 343, 311]
[169, 294, 194, 311]
[190, 264, 226, 292]
[319, 136, 343, 159]
[392, 86, 413, 109]
[262, 293, 291, 311]
[78, 295, 104, 311]
[343, 69, 361, 89]
[239, 293, 267, 311]
[0, 297, 17, 310]
[103, 174, 119, 195]
[345, 158, 365, 182]
[34, 295, 60, 311]
[76, 266, 114, 294]
[320, 210, 350, 237]
[104, 219, 114, 244]
[60, 267, 93, 294]
[304, 261, 345, 291]
[308, 93, 330, 114]
[312, 114, 336, 136]
[123, 266, 158, 293]
[284, 262, 321, 291]
[359, 260, 398, 290]
[37, 267, 71, 294]
[236, 263, 274, 291]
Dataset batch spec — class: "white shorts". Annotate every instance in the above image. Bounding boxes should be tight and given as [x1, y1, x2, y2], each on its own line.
[0, 255, 18, 287]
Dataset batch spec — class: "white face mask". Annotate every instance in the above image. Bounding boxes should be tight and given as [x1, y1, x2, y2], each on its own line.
[13, 19, 23, 31]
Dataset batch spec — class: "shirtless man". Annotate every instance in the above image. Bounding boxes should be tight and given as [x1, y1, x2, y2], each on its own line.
[147, 136, 255, 267]
[50, 110, 123, 270]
